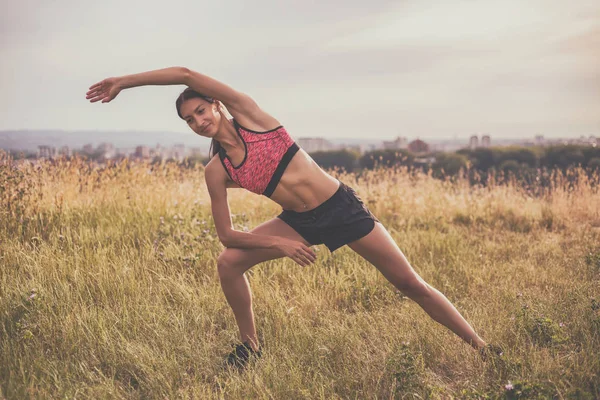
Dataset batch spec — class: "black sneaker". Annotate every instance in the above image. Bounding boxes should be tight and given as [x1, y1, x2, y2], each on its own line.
[478, 343, 505, 362]
[225, 342, 262, 369]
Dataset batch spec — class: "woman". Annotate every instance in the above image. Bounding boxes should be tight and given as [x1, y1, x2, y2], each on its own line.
[86, 66, 501, 368]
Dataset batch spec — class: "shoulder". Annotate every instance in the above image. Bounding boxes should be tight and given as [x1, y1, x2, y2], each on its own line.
[225, 94, 282, 132]
[205, 154, 240, 190]
[205, 155, 227, 185]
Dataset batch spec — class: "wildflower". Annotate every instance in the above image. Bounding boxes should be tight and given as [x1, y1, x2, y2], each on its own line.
[505, 381, 514, 391]
[559, 322, 565, 327]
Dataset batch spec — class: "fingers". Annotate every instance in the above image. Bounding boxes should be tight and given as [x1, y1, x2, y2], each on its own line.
[290, 252, 309, 267]
[86, 80, 107, 102]
[293, 254, 311, 267]
[88, 81, 103, 90]
[88, 95, 106, 103]
[302, 245, 317, 263]
[86, 89, 105, 100]
[292, 246, 317, 267]
[300, 250, 314, 265]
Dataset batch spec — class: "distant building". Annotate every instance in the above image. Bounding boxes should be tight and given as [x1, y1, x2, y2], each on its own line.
[97, 142, 116, 159]
[297, 138, 333, 153]
[382, 136, 408, 150]
[469, 135, 479, 150]
[38, 145, 57, 159]
[481, 135, 491, 148]
[535, 135, 545, 146]
[408, 139, 430, 154]
[135, 146, 150, 158]
[59, 146, 71, 157]
[342, 144, 366, 154]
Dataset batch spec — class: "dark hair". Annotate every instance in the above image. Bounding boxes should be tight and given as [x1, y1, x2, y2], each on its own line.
[175, 87, 222, 158]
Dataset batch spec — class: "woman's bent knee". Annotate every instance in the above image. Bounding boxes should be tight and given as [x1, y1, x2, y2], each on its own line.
[217, 250, 248, 280]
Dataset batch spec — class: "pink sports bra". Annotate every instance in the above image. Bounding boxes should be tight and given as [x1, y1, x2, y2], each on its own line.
[218, 119, 299, 197]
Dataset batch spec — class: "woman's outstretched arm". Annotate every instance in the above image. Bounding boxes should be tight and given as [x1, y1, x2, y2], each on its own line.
[118, 66, 187, 88]
[117, 66, 245, 107]
[87, 66, 279, 128]
[88, 66, 244, 106]
[87, 66, 188, 103]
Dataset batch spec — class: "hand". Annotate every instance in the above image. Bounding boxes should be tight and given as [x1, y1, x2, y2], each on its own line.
[86, 77, 122, 103]
[278, 238, 317, 267]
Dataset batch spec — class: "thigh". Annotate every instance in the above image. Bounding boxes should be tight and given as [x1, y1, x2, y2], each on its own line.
[218, 217, 313, 273]
[347, 222, 425, 286]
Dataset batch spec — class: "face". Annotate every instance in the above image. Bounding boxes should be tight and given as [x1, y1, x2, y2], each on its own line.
[179, 97, 222, 138]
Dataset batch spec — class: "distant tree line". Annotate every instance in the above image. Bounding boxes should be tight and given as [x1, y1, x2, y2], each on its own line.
[8, 145, 600, 180]
[308, 145, 600, 175]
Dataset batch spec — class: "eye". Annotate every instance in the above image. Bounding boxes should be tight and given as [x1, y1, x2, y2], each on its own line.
[196, 109, 205, 114]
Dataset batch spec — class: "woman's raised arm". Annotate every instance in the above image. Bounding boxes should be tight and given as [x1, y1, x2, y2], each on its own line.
[87, 66, 246, 106]
[87, 66, 188, 103]
[111, 66, 246, 105]
[86, 66, 278, 128]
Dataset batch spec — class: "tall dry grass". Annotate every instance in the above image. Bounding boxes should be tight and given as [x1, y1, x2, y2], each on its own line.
[1, 152, 599, 399]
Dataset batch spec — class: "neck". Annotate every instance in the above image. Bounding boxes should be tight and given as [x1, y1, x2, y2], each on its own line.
[213, 116, 242, 152]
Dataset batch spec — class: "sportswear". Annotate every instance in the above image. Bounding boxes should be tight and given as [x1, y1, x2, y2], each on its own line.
[277, 181, 380, 252]
[219, 119, 299, 197]
[225, 342, 262, 369]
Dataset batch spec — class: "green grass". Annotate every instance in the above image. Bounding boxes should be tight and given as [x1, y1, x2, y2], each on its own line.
[1, 155, 599, 399]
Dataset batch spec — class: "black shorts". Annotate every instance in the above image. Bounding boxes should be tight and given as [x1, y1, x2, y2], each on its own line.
[277, 181, 380, 252]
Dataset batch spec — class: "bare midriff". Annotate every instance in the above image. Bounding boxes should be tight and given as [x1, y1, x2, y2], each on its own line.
[269, 149, 340, 212]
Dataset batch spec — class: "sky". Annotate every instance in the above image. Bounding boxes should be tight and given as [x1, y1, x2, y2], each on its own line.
[1, 0, 599, 142]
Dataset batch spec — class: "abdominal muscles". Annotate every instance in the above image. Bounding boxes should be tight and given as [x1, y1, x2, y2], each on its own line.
[270, 150, 339, 211]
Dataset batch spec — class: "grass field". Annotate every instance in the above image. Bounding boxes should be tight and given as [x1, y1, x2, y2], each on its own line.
[1, 153, 599, 399]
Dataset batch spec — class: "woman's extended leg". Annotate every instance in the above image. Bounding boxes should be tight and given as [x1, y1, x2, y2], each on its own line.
[347, 223, 486, 350]
[216, 217, 311, 351]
